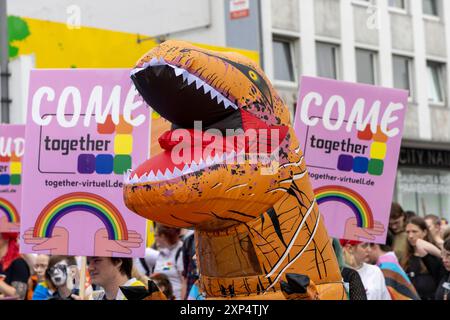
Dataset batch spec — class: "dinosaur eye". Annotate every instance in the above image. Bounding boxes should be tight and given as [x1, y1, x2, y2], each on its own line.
[248, 70, 259, 81]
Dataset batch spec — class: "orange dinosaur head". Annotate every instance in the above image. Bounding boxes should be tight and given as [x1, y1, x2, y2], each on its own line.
[124, 40, 303, 231]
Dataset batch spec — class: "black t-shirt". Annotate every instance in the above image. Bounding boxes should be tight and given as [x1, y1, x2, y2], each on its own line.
[435, 271, 450, 300]
[0, 258, 30, 286]
[405, 254, 443, 300]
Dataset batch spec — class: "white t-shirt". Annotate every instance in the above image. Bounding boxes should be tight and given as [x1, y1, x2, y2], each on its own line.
[356, 263, 392, 300]
[153, 242, 184, 300]
[135, 243, 184, 300]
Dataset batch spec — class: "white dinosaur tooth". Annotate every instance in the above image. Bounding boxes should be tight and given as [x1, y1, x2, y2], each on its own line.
[130, 174, 139, 184]
[173, 167, 183, 177]
[158, 57, 166, 65]
[130, 67, 144, 77]
[210, 89, 219, 100]
[139, 173, 148, 183]
[213, 154, 222, 163]
[216, 95, 224, 105]
[149, 57, 159, 66]
[190, 162, 199, 172]
[203, 84, 212, 94]
[206, 156, 214, 166]
[224, 100, 233, 109]
[174, 68, 184, 77]
[164, 169, 174, 180]
[148, 171, 156, 182]
[156, 170, 165, 181]
[182, 72, 189, 82]
[181, 164, 190, 174]
[187, 74, 196, 85]
[195, 78, 204, 90]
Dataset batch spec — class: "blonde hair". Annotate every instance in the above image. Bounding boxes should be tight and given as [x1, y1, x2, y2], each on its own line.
[132, 266, 149, 288]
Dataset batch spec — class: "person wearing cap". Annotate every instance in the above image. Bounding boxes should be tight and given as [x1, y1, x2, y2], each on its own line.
[340, 239, 391, 300]
[0, 232, 30, 300]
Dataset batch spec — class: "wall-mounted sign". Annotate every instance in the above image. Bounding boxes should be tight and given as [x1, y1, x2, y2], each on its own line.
[230, 0, 250, 20]
[399, 147, 450, 170]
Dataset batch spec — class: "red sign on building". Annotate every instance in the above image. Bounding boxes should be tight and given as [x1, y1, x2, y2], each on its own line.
[230, 0, 250, 20]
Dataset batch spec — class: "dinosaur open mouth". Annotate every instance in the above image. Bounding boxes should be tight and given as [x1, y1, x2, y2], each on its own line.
[131, 58, 241, 130]
[127, 59, 246, 184]
[127, 58, 287, 185]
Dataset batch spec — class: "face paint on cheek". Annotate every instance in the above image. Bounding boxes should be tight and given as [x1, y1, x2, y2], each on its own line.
[51, 271, 67, 287]
[49, 263, 69, 287]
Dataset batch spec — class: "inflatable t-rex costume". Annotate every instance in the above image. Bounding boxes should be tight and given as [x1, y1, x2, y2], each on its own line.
[124, 40, 346, 300]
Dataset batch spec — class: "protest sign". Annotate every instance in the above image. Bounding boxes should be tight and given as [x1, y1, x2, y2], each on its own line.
[20, 69, 149, 257]
[0, 125, 25, 233]
[294, 76, 407, 243]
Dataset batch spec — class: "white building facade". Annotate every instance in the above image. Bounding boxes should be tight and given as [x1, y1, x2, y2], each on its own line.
[2, 0, 450, 220]
[261, 0, 450, 220]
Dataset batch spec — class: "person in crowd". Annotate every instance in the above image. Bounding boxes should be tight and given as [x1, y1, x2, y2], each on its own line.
[181, 230, 199, 300]
[0, 232, 30, 300]
[87, 257, 145, 300]
[150, 272, 175, 300]
[30, 254, 52, 300]
[132, 265, 150, 287]
[332, 238, 367, 300]
[389, 203, 408, 262]
[401, 216, 443, 300]
[341, 240, 391, 300]
[367, 231, 420, 300]
[150, 224, 184, 300]
[405, 211, 417, 220]
[425, 214, 445, 249]
[46, 255, 85, 300]
[435, 238, 450, 300]
[187, 280, 206, 300]
[443, 227, 450, 242]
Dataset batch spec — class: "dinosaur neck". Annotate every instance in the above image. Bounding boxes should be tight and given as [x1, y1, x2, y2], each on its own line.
[196, 181, 341, 298]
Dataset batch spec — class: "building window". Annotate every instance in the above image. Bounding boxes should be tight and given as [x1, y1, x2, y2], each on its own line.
[393, 55, 413, 97]
[356, 49, 377, 85]
[427, 61, 445, 105]
[423, 0, 439, 16]
[316, 42, 340, 80]
[273, 38, 296, 82]
[397, 168, 450, 222]
[389, 0, 407, 10]
[389, 0, 406, 9]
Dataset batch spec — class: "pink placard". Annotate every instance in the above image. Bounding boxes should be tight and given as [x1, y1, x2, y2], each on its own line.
[20, 69, 149, 257]
[294, 76, 407, 244]
[0, 125, 25, 233]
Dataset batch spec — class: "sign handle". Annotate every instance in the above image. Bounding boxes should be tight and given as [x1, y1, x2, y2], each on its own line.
[79, 256, 87, 300]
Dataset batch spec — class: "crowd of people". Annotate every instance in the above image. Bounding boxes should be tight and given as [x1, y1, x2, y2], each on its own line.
[0, 203, 449, 300]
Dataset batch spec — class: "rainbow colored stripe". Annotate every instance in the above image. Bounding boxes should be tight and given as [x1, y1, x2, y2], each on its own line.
[0, 198, 20, 223]
[314, 186, 374, 229]
[33, 192, 128, 240]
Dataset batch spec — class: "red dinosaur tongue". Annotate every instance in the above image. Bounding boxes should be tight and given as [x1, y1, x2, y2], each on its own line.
[132, 129, 233, 178]
[132, 113, 289, 178]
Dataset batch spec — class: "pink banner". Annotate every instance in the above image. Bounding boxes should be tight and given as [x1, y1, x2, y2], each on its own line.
[0, 125, 25, 233]
[294, 76, 407, 244]
[20, 69, 149, 257]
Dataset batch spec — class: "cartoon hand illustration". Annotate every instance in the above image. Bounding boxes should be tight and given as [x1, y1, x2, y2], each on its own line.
[343, 217, 385, 241]
[0, 216, 20, 232]
[22, 227, 69, 255]
[94, 228, 143, 256]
